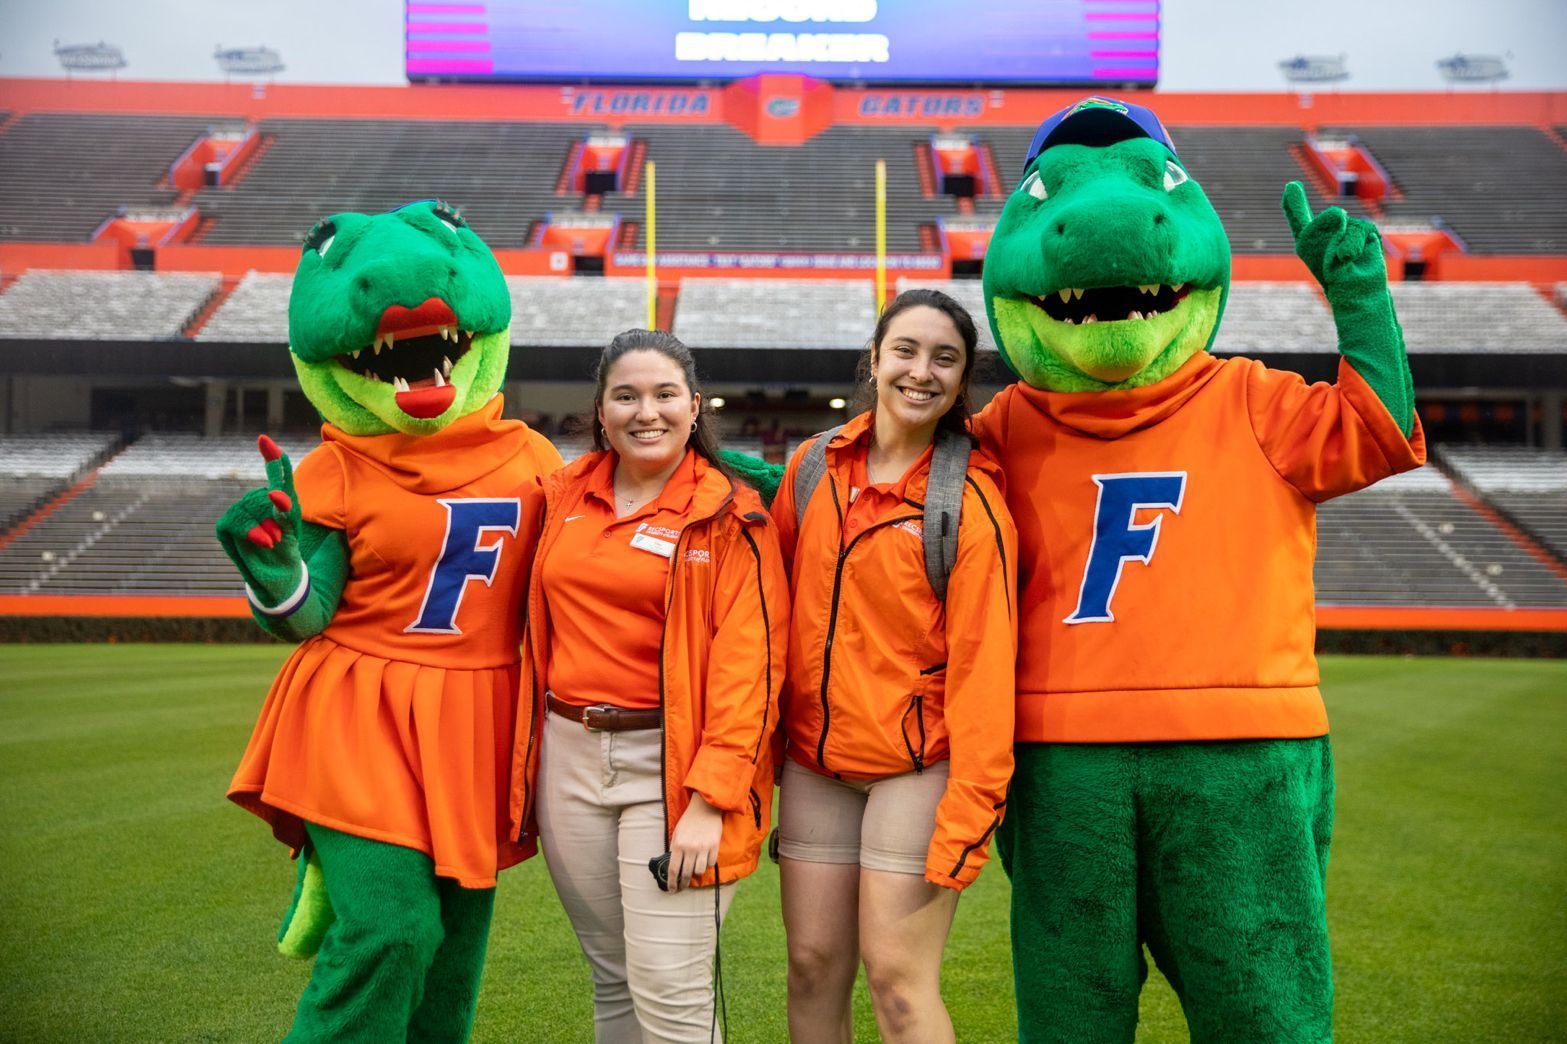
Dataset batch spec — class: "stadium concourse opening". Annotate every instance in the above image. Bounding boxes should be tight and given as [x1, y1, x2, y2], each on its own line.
[0, 74, 1563, 643]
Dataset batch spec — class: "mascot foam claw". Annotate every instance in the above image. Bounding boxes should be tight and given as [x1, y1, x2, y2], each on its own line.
[979, 97, 1423, 1041]
[216, 200, 561, 1041]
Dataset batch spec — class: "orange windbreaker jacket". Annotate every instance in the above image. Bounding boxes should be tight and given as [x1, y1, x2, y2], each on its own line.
[508, 449, 791, 886]
[771, 413, 1019, 890]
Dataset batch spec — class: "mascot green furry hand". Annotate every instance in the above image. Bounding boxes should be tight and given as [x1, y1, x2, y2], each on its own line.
[978, 97, 1425, 1043]
[215, 200, 561, 1042]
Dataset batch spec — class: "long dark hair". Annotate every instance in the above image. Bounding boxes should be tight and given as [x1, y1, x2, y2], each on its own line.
[852, 288, 981, 440]
[591, 328, 731, 477]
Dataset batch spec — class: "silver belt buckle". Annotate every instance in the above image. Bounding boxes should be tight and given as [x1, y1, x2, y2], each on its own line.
[581, 704, 617, 732]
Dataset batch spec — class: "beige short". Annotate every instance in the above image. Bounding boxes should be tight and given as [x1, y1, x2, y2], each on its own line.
[776, 757, 948, 875]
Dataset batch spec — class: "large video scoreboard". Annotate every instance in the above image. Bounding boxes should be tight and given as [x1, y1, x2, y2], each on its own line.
[406, 0, 1160, 86]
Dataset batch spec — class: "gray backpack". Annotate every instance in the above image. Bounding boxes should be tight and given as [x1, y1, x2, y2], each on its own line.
[793, 425, 972, 599]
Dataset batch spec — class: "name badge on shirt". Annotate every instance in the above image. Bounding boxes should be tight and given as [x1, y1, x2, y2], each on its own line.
[629, 532, 676, 558]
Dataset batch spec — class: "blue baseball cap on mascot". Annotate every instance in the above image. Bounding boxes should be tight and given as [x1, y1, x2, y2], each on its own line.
[1022, 95, 1178, 171]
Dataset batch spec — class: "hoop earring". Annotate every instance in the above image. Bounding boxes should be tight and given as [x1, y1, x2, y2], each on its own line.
[690, 420, 697, 433]
[600, 426, 607, 441]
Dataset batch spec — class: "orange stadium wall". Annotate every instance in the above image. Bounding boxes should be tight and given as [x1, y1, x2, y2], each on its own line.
[4, 78, 1565, 130]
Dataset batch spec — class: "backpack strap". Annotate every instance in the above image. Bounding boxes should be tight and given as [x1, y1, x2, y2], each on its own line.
[921, 428, 972, 601]
[793, 425, 845, 534]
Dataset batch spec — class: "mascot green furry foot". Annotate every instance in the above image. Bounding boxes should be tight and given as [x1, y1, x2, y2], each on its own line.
[979, 98, 1424, 1041]
[216, 201, 561, 1041]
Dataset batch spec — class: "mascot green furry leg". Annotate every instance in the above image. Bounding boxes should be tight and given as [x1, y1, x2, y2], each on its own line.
[285, 826, 494, 1043]
[217, 201, 561, 1041]
[998, 741, 1335, 1042]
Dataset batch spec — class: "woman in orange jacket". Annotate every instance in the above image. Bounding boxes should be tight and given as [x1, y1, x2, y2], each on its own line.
[770, 289, 1019, 1043]
[507, 329, 789, 1043]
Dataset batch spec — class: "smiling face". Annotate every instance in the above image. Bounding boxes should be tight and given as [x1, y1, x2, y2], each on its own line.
[286, 200, 513, 436]
[596, 349, 700, 476]
[872, 305, 968, 440]
[982, 136, 1231, 392]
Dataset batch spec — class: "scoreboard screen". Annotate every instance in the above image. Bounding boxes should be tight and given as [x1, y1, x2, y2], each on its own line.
[405, 1, 1160, 86]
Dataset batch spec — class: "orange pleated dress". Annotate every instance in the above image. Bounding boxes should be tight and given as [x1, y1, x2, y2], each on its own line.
[228, 399, 560, 888]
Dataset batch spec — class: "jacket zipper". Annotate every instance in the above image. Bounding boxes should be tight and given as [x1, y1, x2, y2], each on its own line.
[900, 693, 926, 774]
[740, 528, 771, 764]
[657, 489, 737, 848]
[747, 787, 762, 829]
[815, 474, 922, 775]
[949, 798, 1007, 879]
[517, 499, 549, 844]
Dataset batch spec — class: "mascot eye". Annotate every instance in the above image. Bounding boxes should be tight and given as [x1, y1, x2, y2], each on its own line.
[1021, 170, 1048, 201]
[1163, 161, 1189, 192]
[433, 201, 467, 234]
[304, 219, 337, 258]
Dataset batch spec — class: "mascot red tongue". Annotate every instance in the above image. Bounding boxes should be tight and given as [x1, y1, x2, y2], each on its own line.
[380, 298, 460, 418]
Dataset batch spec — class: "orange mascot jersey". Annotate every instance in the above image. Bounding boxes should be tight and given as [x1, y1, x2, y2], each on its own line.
[974, 353, 1426, 744]
[228, 398, 562, 888]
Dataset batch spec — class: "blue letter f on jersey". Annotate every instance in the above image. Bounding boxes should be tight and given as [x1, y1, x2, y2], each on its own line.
[1065, 472, 1187, 624]
[406, 498, 521, 635]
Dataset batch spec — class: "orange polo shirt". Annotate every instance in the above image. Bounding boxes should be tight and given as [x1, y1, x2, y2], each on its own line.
[541, 449, 699, 709]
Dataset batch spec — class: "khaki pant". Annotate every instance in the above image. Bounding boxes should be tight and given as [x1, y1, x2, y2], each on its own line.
[536, 708, 735, 1043]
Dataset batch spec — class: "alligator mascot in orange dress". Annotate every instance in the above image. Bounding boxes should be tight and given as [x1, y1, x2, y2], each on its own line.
[216, 201, 561, 1041]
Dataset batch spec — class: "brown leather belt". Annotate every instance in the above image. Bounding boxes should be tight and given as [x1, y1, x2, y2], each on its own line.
[546, 691, 662, 732]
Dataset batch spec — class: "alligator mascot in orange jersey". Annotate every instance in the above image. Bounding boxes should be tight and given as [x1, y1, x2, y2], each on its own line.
[976, 97, 1425, 1042]
[728, 96, 1424, 1040]
[215, 200, 561, 1042]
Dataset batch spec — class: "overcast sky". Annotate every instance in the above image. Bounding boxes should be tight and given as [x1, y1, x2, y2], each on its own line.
[0, 0, 1563, 91]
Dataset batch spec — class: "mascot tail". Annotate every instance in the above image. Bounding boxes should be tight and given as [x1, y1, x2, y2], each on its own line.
[277, 844, 335, 959]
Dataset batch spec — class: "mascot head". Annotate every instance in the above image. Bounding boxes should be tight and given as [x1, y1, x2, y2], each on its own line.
[286, 199, 512, 436]
[983, 96, 1232, 392]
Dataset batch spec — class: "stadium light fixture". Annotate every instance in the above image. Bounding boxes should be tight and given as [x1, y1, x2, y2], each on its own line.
[1277, 54, 1349, 87]
[829, 397, 847, 410]
[1435, 53, 1509, 87]
[214, 46, 285, 79]
[53, 40, 127, 77]
[710, 397, 726, 409]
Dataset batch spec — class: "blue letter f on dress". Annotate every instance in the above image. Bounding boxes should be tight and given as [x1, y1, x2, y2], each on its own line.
[406, 498, 521, 635]
[1065, 473, 1187, 624]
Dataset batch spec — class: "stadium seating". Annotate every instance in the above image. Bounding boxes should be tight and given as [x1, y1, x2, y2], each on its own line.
[195, 271, 291, 342]
[0, 433, 119, 532]
[1387, 283, 1567, 353]
[1211, 282, 1336, 354]
[192, 118, 596, 247]
[98, 433, 319, 481]
[509, 277, 649, 346]
[0, 478, 254, 595]
[674, 278, 876, 349]
[1315, 466, 1567, 608]
[0, 434, 321, 595]
[0, 432, 118, 478]
[0, 270, 220, 340]
[0, 114, 213, 241]
[1438, 444, 1567, 560]
[1329, 126, 1567, 254]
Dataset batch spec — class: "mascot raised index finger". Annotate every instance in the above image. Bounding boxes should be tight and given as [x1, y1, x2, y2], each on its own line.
[216, 200, 561, 1042]
[980, 98, 1424, 1041]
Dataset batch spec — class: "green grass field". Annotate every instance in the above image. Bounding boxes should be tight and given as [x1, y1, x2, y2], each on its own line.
[1, 646, 1563, 1042]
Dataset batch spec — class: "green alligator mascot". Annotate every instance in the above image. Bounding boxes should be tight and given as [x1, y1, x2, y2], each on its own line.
[981, 96, 1428, 1042]
[216, 200, 561, 1041]
[731, 97, 1425, 1041]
